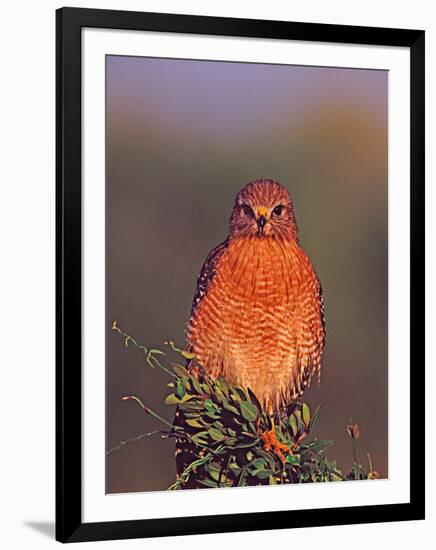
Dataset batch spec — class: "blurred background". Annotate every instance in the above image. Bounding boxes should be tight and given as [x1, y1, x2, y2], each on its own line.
[106, 56, 387, 493]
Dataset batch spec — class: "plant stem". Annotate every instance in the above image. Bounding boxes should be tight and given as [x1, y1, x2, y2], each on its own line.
[106, 430, 162, 456]
[122, 395, 174, 428]
[112, 320, 175, 377]
[348, 416, 360, 480]
[168, 453, 213, 490]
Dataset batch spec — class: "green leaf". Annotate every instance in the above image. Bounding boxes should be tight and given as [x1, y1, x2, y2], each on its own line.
[229, 462, 241, 475]
[309, 404, 322, 432]
[247, 387, 262, 411]
[205, 462, 222, 481]
[302, 403, 311, 427]
[204, 401, 221, 417]
[301, 439, 333, 457]
[250, 458, 267, 470]
[204, 399, 219, 412]
[183, 412, 201, 419]
[214, 388, 228, 405]
[217, 375, 231, 397]
[179, 401, 203, 411]
[201, 382, 211, 393]
[286, 454, 300, 466]
[253, 468, 274, 479]
[181, 350, 196, 360]
[232, 387, 247, 401]
[180, 394, 195, 403]
[269, 475, 277, 485]
[164, 394, 179, 405]
[176, 380, 185, 399]
[191, 431, 209, 445]
[172, 364, 190, 379]
[222, 401, 239, 415]
[185, 418, 203, 428]
[294, 410, 304, 433]
[240, 401, 258, 422]
[254, 448, 277, 469]
[205, 411, 221, 420]
[212, 420, 224, 429]
[208, 428, 225, 441]
[190, 376, 203, 395]
[289, 414, 298, 436]
[229, 438, 258, 449]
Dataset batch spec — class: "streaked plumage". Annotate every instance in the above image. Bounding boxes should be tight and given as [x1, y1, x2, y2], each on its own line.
[187, 179, 325, 411]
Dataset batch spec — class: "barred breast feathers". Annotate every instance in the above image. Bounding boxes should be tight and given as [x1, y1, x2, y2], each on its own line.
[187, 236, 325, 412]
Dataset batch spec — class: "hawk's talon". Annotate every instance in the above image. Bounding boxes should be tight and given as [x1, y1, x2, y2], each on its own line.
[261, 428, 291, 464]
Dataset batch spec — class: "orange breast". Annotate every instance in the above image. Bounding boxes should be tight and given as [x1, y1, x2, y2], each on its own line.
[187, 237, 324, 411]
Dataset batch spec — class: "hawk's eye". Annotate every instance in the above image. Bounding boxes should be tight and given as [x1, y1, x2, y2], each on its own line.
[241, 204, 254, 218]
[273, 205, 284, 216]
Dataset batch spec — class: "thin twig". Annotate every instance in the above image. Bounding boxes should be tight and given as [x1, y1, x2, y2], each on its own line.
[122, 395, 174, 428]
[106, 430, 163, 456]
[112, 320, 175, 377]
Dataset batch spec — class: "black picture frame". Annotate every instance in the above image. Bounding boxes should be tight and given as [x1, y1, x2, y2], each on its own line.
[56, 6, 425, 543]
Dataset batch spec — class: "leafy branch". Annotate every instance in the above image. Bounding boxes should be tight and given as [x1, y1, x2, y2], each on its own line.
[108, 322, 379, 488]
[111, 320, 175, 377]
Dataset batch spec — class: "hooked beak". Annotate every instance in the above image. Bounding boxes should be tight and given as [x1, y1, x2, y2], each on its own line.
[257, 215, 267, 234]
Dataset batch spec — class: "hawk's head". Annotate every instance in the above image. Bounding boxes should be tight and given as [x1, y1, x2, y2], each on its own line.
[229, 179, 298, 241]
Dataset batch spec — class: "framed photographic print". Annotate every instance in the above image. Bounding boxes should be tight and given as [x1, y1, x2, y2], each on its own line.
[56, 7, 425, 543]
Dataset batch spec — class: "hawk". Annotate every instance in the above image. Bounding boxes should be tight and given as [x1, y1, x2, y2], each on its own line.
[187, 179, 325, 409]
[176, 179, 325, 479]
